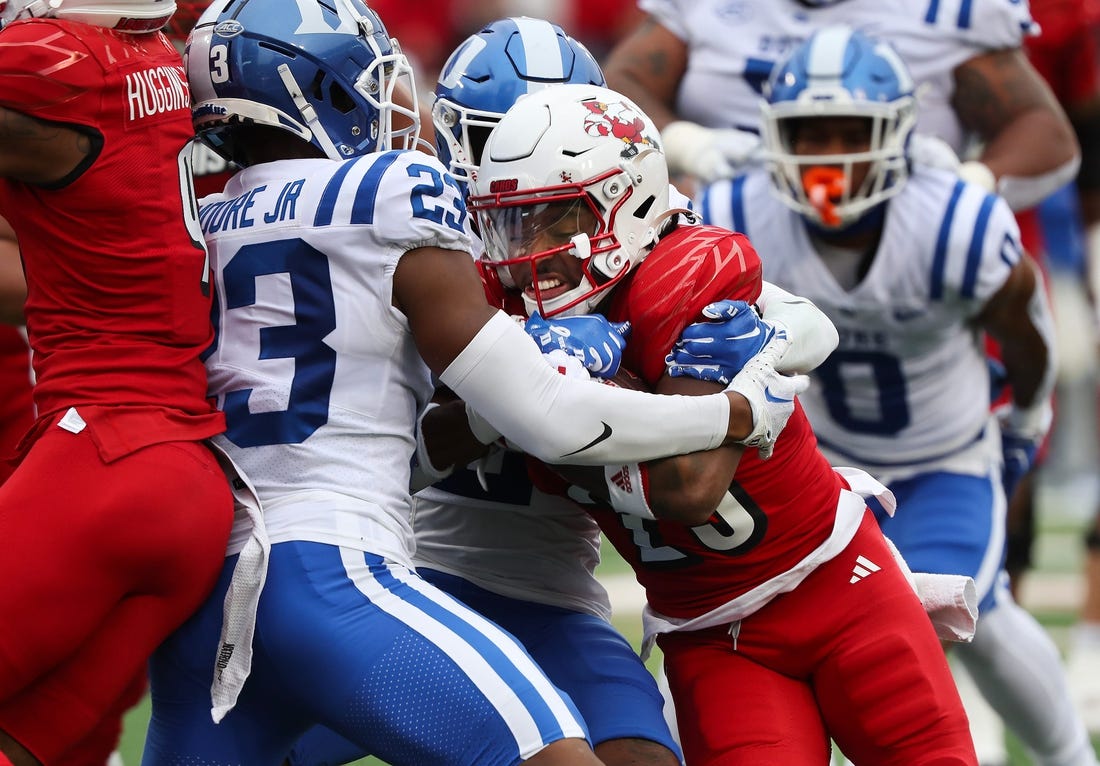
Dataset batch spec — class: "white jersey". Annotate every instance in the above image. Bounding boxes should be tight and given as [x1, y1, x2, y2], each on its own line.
[410, 211, 611, 620]
[640, 0, 1034, 152]
[201, 151, 470, 566]
[413, 452, 611, 620]
[699, 167, 1020, 479]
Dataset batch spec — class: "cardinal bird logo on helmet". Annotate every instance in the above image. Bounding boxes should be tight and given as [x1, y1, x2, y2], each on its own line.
[581, 99, 660, 154]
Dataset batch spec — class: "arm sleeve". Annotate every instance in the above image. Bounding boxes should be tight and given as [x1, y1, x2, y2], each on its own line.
[440, 311, 730, 465]
[756, 280, 839, 374]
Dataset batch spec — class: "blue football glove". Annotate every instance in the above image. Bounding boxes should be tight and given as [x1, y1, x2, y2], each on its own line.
[665, 300, 775, 385]
[997, 401, 1051, 500]
[524, 311, 631, 378]
[1001, 431, 1038, 500]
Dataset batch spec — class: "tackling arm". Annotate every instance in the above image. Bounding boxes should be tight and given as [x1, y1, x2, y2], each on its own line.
[394, 245, 768, 466]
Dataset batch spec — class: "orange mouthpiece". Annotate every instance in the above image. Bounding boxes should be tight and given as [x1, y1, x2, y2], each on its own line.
[802, 167, 847, 226]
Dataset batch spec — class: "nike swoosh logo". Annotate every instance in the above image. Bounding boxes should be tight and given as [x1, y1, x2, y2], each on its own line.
[764, 386, 793, 403]
[560, 421, 614, 458]
[730, 327, 761, 341]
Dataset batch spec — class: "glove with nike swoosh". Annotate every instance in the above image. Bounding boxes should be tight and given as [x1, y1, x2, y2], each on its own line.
[524, 311, 631, 379]
[723, 331, 809, 460]
[665, 300, 777, 385]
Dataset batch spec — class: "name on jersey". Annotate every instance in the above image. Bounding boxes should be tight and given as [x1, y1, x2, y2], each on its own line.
[126, 65, 189, 121]
[199, 179, 306, 234]
[837, 326, 888, 351]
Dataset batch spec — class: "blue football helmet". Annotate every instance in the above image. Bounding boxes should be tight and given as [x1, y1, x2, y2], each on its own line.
[760, 25, 916, 229]
[432, 16, 605, 183]
[185, 0, 419, 167]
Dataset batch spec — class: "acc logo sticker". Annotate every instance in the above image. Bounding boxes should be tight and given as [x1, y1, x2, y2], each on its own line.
[580, 99, 660, 154]
[214, 20, 245, 38]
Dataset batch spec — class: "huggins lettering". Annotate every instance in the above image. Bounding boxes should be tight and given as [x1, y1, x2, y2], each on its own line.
[126, 65, 190, 120]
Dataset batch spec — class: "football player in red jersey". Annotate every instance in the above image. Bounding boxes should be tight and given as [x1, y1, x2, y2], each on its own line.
[457, 83, 979, 765]
[0, 0, 235, 763]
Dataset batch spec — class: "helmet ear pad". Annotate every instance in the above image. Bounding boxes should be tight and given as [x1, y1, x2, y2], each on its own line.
[468, 84, 671, 318]
[760, 24, 917, 229]
[185, 0, 420, 167]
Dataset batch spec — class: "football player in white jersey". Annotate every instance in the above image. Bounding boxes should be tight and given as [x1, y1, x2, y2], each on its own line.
[283, 17, 682, 766]
[603, 0, 1079, 212]
[142, 2, 807, 764]
[690, 26, 1098, 766]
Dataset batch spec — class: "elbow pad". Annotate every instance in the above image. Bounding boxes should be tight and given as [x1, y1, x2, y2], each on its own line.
[988, 156, 1081, 211]
[756, 281, 839, 373]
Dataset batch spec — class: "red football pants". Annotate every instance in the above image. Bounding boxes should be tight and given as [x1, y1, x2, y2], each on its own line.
[0, 423, 232, 763]
[658, 512, 976, 766]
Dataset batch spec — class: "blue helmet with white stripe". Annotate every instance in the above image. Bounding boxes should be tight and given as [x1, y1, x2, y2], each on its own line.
[432, 16, 605, 182]
[760, 25, 916, 229]
[185, 0, 420, 167]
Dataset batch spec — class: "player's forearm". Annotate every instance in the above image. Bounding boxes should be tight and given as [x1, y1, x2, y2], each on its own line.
[441, 312, 753, 465]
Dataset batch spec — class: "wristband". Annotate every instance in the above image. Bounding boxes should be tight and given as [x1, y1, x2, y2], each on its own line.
[603, 462, 655, 519]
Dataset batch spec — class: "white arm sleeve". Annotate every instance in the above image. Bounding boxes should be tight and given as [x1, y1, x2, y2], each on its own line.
[756, 281, 839, 374]
[440, 311, 730, 465]
[995, 155, 1081, 212]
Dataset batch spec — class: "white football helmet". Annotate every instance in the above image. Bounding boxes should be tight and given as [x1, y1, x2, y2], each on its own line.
[468, 83, 670, 318]
[0, 0, 175, 32]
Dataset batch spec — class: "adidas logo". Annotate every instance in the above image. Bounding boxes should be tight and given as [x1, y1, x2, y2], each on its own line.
[610, 466, 632, 493]
[849, 555, 880, 584]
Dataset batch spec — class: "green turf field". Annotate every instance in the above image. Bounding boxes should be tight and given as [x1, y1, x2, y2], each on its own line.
[117, 510, 1100, 765]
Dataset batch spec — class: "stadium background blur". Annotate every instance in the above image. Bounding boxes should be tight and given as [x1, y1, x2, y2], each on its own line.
[120, 0, 1100, 762]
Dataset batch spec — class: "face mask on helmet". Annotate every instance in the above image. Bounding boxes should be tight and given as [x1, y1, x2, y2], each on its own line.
[760, 24, 916, 230]
[468, 83, 670, 318]
[0, 0, 175, 31]
[431, 16, 605, 184]
[185, 0, 419, 167]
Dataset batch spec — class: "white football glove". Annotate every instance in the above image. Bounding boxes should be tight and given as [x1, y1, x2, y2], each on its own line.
[724, 332, 809, 460]
[661, 121, 761, 183]
[908, 133, 960, 172]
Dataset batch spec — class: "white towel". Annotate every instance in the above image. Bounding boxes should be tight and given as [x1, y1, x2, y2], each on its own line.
[206, 445, 270, 724]
[913, 572, 978, 643]
[883, 535, 977, 643]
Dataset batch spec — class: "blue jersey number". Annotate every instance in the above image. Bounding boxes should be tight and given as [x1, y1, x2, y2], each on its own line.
[408, 163, 467, 233]
[816, 350, 910, 435]
[221, 239, 337, 447]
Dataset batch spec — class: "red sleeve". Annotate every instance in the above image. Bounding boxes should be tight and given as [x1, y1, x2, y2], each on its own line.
[0, 20, 101, 120]
[608, 225, 763, 384]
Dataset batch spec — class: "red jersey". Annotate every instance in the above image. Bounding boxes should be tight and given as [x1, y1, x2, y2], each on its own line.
[537, 225, 847, 620]
[0, 20, 223, 458]
[0, 326, 33, 480]
[1025, 0, 1100, 108]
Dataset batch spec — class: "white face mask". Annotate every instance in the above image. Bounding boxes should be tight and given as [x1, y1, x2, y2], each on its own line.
[0, 0, 38, 28]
